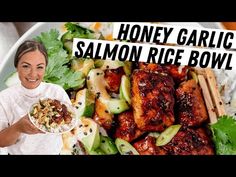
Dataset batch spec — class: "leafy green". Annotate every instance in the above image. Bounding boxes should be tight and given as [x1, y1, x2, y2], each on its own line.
[61, 22, 102, 57]
[35, 29, 63, 56]
[35, 29, 85, 90]
[210, 115, 236, 155]
[63, 22, 98, 40]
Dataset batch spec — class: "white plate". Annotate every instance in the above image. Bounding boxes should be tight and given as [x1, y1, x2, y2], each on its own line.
[0, 22, 224, 91]
[28, 98, 77, 134]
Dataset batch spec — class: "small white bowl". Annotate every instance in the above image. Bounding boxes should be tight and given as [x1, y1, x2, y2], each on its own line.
[28, 98, 77, 134]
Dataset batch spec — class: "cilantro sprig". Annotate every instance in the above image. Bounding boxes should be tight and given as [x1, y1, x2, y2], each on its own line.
[35, 29, 84, 90]
[210, 115, 236, 155]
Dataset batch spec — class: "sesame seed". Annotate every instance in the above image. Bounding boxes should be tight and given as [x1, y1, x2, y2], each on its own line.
[96, 92, 101, 99]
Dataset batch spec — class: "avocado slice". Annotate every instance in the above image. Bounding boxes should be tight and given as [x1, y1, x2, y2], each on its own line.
[71, 59, 95, 77]
[119, 75, 131, 105]
[156, 124, 181, 146]
[123, 61, 132, 77]
[87, 68, 110, 99]
[74, 88, 95, 118]
[77, 118, 100, 151]
[115, 138, 139, 155]
[100, 135, 118, 155]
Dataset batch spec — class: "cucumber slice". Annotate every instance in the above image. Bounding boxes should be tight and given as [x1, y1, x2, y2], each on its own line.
[4, 72, 20, 87]
[64, 41, 73, 55]
[106, 98, 129, 114]
[88, 148, 105, 155]
[100, 136, 118, 155]
[156, 124, 181, 146]
[115, 138, 139, 155]
[119, 75, 131, 105]
[74, 88, 95, 118]
[61, 31, 74, 43]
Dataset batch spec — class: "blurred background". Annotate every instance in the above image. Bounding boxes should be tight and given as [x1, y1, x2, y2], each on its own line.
[0, 22, 36, 65]
[0, 22, 36, 154]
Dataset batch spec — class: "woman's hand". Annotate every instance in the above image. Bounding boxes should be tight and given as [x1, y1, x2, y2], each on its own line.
[15, 115, 44, 134]
[0, 115, 44, 147]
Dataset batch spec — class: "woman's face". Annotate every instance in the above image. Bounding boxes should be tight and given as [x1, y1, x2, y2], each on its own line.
[17, 50, 46, 89]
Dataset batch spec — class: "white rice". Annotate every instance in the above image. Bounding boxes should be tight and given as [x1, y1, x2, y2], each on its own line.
[213, 69, 236, 116]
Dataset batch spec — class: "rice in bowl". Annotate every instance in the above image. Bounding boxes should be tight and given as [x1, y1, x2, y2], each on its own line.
[29, 98, 77, 134]
[213, 69, 236, 117]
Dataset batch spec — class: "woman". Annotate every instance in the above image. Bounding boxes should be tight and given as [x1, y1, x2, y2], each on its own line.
[0, 40, 71, 154]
